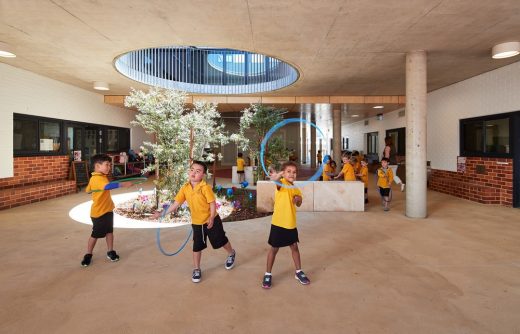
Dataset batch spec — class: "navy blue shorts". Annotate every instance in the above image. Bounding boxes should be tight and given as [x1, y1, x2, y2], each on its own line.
[90, 211, 114, 238]
[191, 215, 229, 252]
[268, 225, 299, 248]
[379, 187, 391, 197]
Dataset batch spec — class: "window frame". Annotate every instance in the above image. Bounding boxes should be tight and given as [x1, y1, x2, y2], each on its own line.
[459, 112, 514, 158]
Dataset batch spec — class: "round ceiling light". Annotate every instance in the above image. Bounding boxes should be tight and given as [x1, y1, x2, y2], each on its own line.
[373, 105, 384, 109]
[93, 81, 110, 91]
[114, 46, 299, 94]
[492, 42, 520, 59]
[0, 42, 16, 58]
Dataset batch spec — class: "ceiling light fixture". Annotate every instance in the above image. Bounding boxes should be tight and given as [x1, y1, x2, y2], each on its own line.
[492, 41, 520, 59]
[93, 81, 110, 91]
[0, 42, 16, 58]
[373, 105, 384, 109]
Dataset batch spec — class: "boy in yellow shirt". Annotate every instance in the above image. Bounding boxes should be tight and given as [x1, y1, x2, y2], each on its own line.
[322, 156, 335, 181]
[82, 154, 132, 267]
[335, 154, 356, 181]
[154, 161, 236, 283]
[262, 161, 309, 289]
[377, 158, 394, 211]
[356, 158, 369, 204]
[236, 152, 246, 183]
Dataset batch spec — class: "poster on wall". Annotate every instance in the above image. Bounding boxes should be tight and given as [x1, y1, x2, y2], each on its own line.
[73, 150, 82, 162]
[457, 156, 466, 173]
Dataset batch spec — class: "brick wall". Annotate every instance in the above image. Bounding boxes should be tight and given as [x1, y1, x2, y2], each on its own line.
[429, 157, 513, 206]
[0, 156, 76, 210]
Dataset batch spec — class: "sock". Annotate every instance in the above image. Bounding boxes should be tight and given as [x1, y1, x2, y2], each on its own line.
[265, 272, 272, 276]
[296, 269, 302, 273]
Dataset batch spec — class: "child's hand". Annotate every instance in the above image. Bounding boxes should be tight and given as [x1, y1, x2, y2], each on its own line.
[293, 195, 302, 206]
[151, 211, 162, 220]
[269, 169, 283, 181]
[207, 216, 215, 229]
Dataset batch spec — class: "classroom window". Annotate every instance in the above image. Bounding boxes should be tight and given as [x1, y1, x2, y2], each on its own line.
[13, 118, 38, 151]
[460, 114, 512, 157]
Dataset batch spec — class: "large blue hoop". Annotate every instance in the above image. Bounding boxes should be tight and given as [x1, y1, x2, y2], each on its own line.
[260, 118, 329, 189]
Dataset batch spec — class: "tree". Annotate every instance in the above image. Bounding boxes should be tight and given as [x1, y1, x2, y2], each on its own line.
[231, 104, 290, 181]
[126, 87, 229, 205]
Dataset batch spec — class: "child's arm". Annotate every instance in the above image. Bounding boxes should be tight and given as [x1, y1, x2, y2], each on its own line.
[269, 169, 283, 182]
[151, 200, 181, 219]
[207, 201, 216, 229]
[334, 171, 343, 180]
[103, 181, 132, 190]
[293, 195, 302, 207]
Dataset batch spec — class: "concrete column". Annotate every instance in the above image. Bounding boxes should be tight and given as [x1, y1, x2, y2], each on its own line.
[405, 50, 427, 218]
[310, 114, 317, 168]
[333, 109, 342, 165]
[301, 119, 307, 164]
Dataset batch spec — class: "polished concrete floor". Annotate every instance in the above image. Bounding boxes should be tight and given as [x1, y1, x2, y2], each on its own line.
[0, 180, 519, 334]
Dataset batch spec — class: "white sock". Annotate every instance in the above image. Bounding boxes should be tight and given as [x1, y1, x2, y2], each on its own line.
[265, 272, 272, 276]
[296, 269, 302, 273]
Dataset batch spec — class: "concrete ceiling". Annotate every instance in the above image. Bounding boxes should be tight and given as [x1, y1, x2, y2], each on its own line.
[1, 0, 520, 111]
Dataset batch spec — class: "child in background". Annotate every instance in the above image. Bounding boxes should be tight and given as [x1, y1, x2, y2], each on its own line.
[356, 158, 369, 204]
[335, 154, 356, 181]
[81, 154, 132, 267]
[317, 150, 322, 166]
[262, 161, 310, 289]
[377, 158, 394, 211]
[153, 161, 236, 283]
[236, 152, 246, 183]
[322, 156, 335, 181]
[352, 151, 361, 174]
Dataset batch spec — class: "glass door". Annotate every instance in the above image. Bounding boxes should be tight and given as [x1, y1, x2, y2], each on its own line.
[66, 125, 83, 161]
[84, 126, 103, 163]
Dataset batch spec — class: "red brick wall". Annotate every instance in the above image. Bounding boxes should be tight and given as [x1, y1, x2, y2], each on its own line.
[0, 156, 76, 210]
[429, 157, 513, 206]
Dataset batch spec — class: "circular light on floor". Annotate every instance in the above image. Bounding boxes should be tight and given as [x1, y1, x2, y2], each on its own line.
[114, 46, 299, 94]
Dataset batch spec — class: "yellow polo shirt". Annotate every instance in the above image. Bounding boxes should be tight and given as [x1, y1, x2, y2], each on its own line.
[271, 178, 302, 230]
[342, 163, 356, 181]
[237, 158, 245, 171]
[377, 167, 394, 188]
[359, 166, 368, 187]
[174, 180, 216, 225]
[322, 163, 333, 181]
[86, 172, 114, 218]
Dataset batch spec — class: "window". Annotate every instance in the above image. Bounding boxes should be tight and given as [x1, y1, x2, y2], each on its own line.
[366, 132, 378, 154]
[106, 127, 130, 153]
[386, 127, 406, 156]
[13, 114, 62, 155]
[39, 121, 61, 152]
[14, 118, 38, 151]
[460, 114, 512, 157]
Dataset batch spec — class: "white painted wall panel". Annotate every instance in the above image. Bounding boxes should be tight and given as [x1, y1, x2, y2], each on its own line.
[0, 63, 150, 178]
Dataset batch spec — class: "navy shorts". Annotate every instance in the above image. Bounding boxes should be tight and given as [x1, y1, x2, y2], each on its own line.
[90, 211, 114, 238]
[192, 215, 229, 252]
[379, 187, 391, 197]
[268, 224, 299, 248]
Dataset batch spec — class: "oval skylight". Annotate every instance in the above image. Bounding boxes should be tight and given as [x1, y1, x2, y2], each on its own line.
[114, 46, 299, 94]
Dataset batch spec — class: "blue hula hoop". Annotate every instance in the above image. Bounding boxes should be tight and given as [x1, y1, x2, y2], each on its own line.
[260, 118, 330, 189]
[156, 203, 192, 256]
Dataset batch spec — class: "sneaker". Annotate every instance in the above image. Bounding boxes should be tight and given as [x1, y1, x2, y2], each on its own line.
[106, 250, 120, 262]
[81, 253, 92, 267]
[225, 250, 236, 270]
[401, 183, 406, 192]
[192, 269, 202, 283]
[262, 274, 272, 289]
[384, 207, 390, 211]
[295, 271, 310, 285]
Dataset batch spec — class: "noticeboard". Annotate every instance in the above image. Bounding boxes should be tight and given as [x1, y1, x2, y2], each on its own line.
[71, 161, 89, 187]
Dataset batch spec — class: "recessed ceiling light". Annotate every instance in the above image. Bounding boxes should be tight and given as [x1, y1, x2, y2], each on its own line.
[492, 42, 520, 59]
[373, 105, 384, 109]
[0, 42, 16, 58]
[351, 114, 359, 117]
[93, 81, 110, 91]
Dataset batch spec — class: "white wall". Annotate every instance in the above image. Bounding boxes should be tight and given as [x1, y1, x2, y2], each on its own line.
[428, 61, 520, 171]
[342, 108, 406, 156]
[0, 63, 150, 178]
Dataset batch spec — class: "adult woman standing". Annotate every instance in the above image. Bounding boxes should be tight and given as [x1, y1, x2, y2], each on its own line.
[383, 136, 405, 191]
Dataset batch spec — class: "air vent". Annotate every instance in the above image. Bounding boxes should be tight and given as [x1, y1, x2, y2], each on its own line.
[364, 120, 369, 126]
[398, 109, 405, 117]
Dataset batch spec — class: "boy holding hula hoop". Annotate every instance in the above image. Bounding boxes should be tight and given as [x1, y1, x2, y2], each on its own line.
[81, 154, 132, 267]
[262, 161, 310, 289]
[153, 160, 236, 283]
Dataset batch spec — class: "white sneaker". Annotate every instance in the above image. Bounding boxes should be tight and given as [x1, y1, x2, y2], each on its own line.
[401, 183, 405, 192]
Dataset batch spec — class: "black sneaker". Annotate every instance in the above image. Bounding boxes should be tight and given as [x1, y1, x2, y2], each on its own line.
[295, 271, 310, 285]
[192, 269, 202, 283]
[81, 253, 92, 267]
[262, 274, 272, 289]
[225, 250, 236, 270]
[106, 250, 120, 262]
